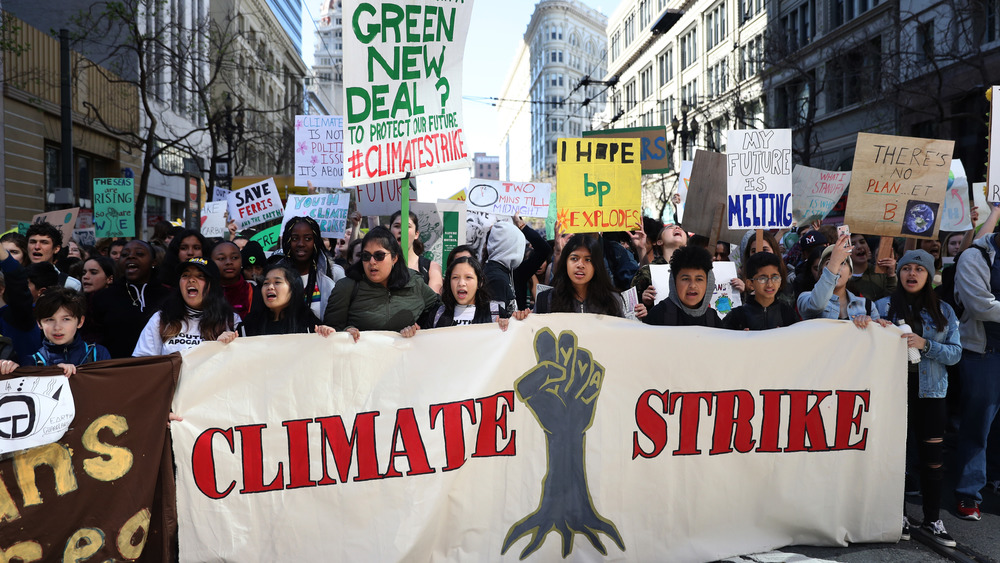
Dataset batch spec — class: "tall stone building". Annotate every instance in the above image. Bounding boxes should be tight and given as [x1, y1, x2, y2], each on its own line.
[497, 0, 609, 184]
[310, 0, 344, 115]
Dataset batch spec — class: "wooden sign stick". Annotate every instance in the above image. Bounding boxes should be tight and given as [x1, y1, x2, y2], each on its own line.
[709, 204, 726, 249]
[875, 236, 894, 274]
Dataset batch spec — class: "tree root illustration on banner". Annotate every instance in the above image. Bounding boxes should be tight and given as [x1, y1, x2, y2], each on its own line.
[501, 328, 625, 559]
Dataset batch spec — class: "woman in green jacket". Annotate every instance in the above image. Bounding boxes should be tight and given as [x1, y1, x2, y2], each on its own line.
[323, 227, 440, 340]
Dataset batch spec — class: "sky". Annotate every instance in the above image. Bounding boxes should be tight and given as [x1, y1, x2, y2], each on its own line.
[300, 0, 612, 201]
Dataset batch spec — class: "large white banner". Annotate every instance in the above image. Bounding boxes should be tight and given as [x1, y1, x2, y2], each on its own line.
[342, 0, 474, 185]
[172, 316, 906, 562]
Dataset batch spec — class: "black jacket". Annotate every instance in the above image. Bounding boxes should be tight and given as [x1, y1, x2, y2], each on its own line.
[644, 297, 721, 327]
[513, 226, 552, 310]
[723, 298, 799, 331]
[484, 261, 516, 318]
[89, 281, 170, 358]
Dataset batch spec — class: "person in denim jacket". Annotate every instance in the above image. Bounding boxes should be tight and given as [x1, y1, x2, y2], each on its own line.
[873, 249, 961, 547]
[797, 234, 879, 321]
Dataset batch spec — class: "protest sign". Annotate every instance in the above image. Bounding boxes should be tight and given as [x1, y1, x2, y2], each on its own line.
[353, 179, 418, 216]
[940, 159, 973, 232]
[213, 186, 230, 202]
[648, 262, 743, 317]
[0, 375, 74, 455]
[726, 129, 793, 229]
[342, 0, 474, 185]
[172, 316, 905, 562]
[555, 138, 642, 233]
[281, 193, 351, 238]
[93, 177, 135, 237]
[410, 201, 466, 267]
[973, 183, 994, 227]
[32, 207, 79, 244]
[200, 201, 228, 238]
[792, 165, 851, 225]
[675, 159, 693, 222]
[988, 86, 1000, 203]
[295, 115, 344, 188]
[448, 188, 466, 201]
[583, 126, 670, 174]
[227, 178, 283, 229]
[250, 224, 282, 252]
[465, 179, 551, 218]
[845, 133, 954, 239]
[1, 355, 179, 561]
[73, 227, 96, 247]
[681, 150, 742, 244]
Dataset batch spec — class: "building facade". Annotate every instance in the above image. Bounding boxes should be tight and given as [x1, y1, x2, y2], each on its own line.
[599, 0, 768, 219]
[497, 0, 609, 184]
[310, 0, 344, 115]
[1, 14, 141, 229]
[264, 0, 303, 55]
[473, 153, 500, 180]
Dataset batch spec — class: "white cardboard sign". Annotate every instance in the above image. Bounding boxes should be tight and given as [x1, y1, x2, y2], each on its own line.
[726, 129, 793, 229]
[226, 178, 283, 229]
[465, 179, 551, 218]
[294, 115, 344, 189]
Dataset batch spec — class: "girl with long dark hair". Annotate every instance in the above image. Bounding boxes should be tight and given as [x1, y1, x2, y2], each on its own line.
[159, 229, 207, 287]
[535, 234, 645, 319]
[431, 256, 525, 329]
[133, 258, 239, 356]
[238, 263, 335, 337]
[281, 216, 345, 319]
[866, 250, 962, 546]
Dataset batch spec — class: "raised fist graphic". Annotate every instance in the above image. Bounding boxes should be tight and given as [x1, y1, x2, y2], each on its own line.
[501, 328, 625, 559]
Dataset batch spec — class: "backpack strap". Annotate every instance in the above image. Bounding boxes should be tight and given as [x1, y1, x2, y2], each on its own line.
[865, 298, 873, 316]
[32, 351, 46, 366]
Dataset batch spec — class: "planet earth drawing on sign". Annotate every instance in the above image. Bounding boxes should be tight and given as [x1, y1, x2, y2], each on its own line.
[901, 201, 938, 236]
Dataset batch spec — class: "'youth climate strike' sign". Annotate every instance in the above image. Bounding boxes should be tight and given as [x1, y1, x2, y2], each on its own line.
[726, 129, 793, 229]
[556, 138, 642, 233]
[845, 133, 954, 239]
[343, 1, 474, 186]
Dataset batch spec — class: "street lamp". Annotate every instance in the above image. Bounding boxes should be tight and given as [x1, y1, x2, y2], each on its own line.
[670, 102, 699, 163]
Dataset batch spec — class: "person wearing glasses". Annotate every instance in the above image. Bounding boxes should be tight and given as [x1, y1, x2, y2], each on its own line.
[324, 227, 440, 341]
[723, 252, 799, 330]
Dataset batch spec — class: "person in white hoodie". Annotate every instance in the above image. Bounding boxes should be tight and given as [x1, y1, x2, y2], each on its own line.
[133, 258, 239, 356]
[482, 220, 526, 318]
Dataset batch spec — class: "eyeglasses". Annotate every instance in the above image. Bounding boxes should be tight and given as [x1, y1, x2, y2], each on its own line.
[360, 251, 390, 262]
[752, 274, 783, 285]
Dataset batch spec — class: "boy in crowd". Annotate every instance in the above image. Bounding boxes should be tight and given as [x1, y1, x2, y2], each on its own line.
[723, 252, 799, 330]
[643, 245, 721, 327]
[0, 287, 110, 376]
[25, 222, 82, 291]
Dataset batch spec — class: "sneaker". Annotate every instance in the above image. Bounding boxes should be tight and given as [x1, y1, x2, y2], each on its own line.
[922, 520, 957, 548]
[956, 498, 981, 521]
[901, 516, 912, 541]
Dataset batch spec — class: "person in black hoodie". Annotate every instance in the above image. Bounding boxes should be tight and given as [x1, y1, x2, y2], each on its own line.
[724, 252, 799, 330]
[89, 240, 170, 358]
[643, 245, 722, 327]
[510, 214, 552, 310]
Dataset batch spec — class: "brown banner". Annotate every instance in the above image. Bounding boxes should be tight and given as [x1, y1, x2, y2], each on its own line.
[1, 355, 179, 562]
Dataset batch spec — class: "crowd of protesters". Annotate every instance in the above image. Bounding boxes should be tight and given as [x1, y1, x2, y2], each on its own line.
[2, 199, 1000, 547]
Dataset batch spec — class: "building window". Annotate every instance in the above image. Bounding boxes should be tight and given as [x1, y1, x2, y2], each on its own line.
[986, 0, 1000, 43]
[612, 91, 622, 115]
[832, 0, 880, 29]
[682, 79, 699, 108]
[706, 2, 726, 50]
[624, 12, 636, 46]
[640, 0, 652, 29]
[707, 58, 728, 96]
[739, 35, 764, 80]
[680, 28, 698, 69]
[739, 0, 764, 24]
[826, 38, 881, 111]
[611, 30, 621, 60]
[640, 65, 654, 99]
[782, 0, 816, 52]
[658, 47, 674, 85]
[625, 80, 637, 110]
[659, 96, 675, 127]
[916, 20, 934, 63]
[777, 75, 812, 126]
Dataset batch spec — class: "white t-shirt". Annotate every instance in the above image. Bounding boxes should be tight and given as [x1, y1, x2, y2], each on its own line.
[452, 305, 477, 326]
[132, 311, 240, 356]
